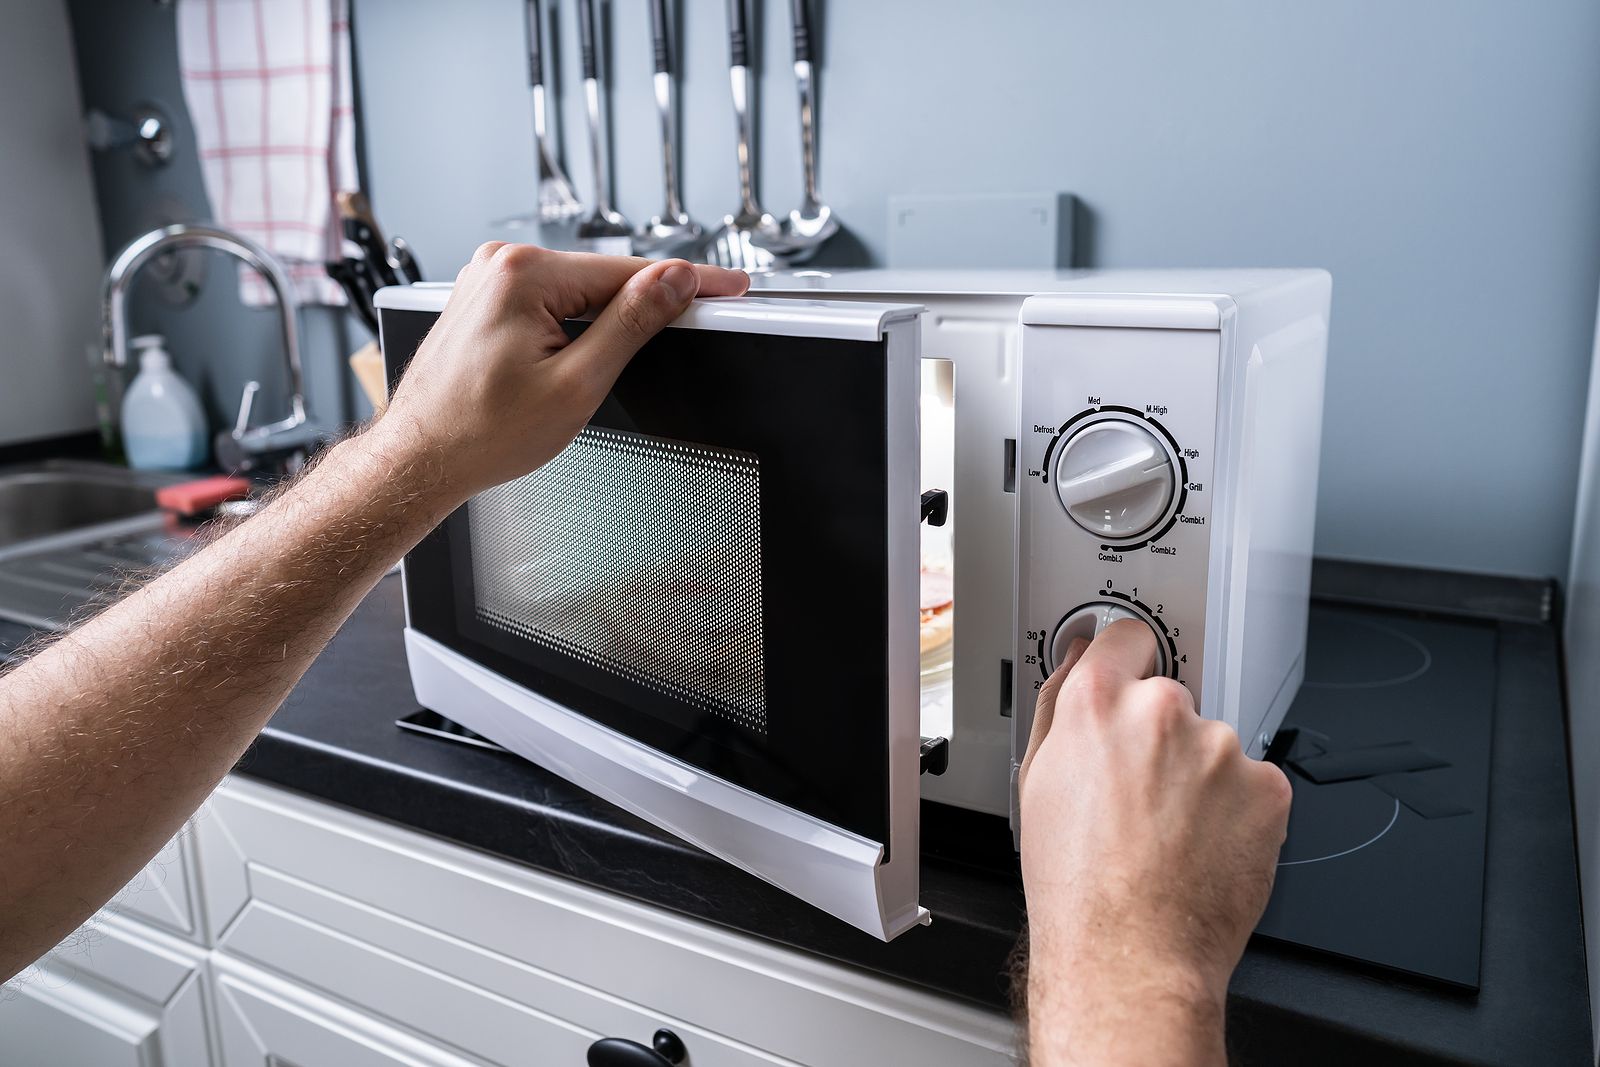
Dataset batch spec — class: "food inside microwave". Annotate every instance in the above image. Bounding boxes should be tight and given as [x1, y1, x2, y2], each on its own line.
[920, 567, 953, 655]
[920, 358, 955, 734]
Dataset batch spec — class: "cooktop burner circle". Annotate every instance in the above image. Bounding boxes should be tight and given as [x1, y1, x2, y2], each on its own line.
[1277, 777, 1400, 867]
[1302, 614, 1432, 690]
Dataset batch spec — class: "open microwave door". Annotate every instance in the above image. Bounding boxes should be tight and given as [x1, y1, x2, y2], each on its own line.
[378, 289, 927, 940]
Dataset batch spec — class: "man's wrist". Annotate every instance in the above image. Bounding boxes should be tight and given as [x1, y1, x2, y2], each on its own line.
[1026, 919, 1227, 1066]
[1029, 945, 1225, 1023]
[341, 414, 471, 523]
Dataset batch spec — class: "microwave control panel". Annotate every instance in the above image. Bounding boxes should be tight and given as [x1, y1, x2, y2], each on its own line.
[1014, 321, 1221, 748]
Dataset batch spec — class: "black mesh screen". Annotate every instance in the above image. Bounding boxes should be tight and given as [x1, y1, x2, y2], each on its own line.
[468, 427, 767, 733]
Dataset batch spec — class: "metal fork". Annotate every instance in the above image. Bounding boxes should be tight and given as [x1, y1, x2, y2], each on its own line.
[706, 0, 782, 269]
[574, 0, 633, 254]
[492, 0, 583, 230]
[634, 0, 704, 258]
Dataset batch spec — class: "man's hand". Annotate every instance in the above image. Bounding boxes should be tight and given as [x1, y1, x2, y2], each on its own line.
[373, 244, 749, 504]
[0, 246, 746, 983]
[1018, 620, 1292, 1066]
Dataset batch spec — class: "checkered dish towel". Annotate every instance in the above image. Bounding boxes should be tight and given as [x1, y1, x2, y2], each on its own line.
[176, 0, 357, 306]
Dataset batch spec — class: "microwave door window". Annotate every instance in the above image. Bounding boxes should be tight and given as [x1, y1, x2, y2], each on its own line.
[467, 428, 767, 735]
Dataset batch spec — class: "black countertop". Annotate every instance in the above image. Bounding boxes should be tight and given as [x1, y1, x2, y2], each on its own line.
[6, 560, 1588, 1064]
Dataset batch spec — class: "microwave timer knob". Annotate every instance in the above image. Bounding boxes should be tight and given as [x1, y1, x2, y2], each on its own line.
[1053, 416, 1178, 542]
[1048, 601, 1171, 678]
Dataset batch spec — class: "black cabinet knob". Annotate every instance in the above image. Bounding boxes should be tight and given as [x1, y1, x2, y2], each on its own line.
[587, 1028, 688, 1067]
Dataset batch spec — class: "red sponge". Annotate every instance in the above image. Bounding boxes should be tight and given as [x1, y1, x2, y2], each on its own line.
[155, 475, 253, 517]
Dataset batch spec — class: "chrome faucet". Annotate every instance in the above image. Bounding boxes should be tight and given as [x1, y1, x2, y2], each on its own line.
[101, 223, 309, 454]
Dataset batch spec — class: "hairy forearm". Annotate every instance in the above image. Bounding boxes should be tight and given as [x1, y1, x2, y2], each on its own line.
[1026, 919, 1227, 1067]
[0, 427, 453, 980]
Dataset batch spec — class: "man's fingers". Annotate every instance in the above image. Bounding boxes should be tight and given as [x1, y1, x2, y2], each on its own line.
[555, 260, 724, 388]
[456, 243, 747, 320]
[454, 241, 511, 294]
[1019, 637, 1089, 789]
[1253, 759, 1295, 831]
[1069, 618, 1159, 689]
[538, 250, 748, 321]
[690, 263, 752, 297]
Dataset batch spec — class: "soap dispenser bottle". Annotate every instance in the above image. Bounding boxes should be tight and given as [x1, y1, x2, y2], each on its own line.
[121, 334, 209, 470]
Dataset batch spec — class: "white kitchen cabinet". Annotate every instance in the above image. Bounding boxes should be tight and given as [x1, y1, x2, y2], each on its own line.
[210, 956, 484, 1067]
[0, 912, 213, 1067]
[108, 832, 207, 945]
[196, 777, 1017, 1067]
[5, 776, 1015, 1066]
[0, 964, 158, 1067]
[207, 880, 794, 1066]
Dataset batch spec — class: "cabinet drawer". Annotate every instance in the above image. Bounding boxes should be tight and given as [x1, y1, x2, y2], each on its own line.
[0, 913, 213, 1067]
[219, 885, 788, 1066]
[200, 777, 1016, 1066]
[212, 956, 483, 1066]
[109, 832, 204, 943]
[0, 972, 156, 1067]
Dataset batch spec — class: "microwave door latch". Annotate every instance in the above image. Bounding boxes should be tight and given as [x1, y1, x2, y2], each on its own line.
[920, 489, 949, 527]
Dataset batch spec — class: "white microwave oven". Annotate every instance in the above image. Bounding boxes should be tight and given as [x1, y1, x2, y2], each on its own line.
[375, 268, 1331, 941]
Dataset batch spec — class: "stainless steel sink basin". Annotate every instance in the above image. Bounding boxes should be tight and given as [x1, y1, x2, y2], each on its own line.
[0, 466, 168, 548]
[0, 461, 197, 631]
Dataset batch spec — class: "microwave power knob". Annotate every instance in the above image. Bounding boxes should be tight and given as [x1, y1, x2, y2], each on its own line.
[1053, 417, 1177, 541]
[1049, 602, 1171, 677]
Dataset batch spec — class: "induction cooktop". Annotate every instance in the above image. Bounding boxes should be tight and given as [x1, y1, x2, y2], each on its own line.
[1256, 606, 1494, 989]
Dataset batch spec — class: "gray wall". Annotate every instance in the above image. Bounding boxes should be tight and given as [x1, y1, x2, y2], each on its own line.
[1, 2, 102, 447]
[70, 0, 1600, 579]
[350, 0, 1600, 579]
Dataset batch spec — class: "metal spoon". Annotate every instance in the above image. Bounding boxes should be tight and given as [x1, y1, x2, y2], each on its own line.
[779, 0, 838, 256]
[707, 0, 782, 270]
[575, 0, 632, 254]
[492, 0, 583, 229]
[634, 0, 703, 258]
[755, 0, 838, 262]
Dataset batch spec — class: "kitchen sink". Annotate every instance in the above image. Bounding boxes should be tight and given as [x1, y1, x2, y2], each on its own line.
[0, 463, 176, 548]
[0, 461, 197, 631]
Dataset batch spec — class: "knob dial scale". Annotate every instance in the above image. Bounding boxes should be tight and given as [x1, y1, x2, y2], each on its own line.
[1042, 595, 1178, 679]
[1049, 410, 1184, 546]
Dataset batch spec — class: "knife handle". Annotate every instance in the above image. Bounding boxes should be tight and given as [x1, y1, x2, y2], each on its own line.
[525, 0, 545, 87]
[789, 0, 811, 63]
[649, 0, 670, 74]
[390, 237, 423, 284]
[726, 0, 748, 69]
[578, 0, 597, 81]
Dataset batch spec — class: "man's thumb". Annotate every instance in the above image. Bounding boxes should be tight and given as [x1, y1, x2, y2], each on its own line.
[1018, 637, 1089, 790]
[564, 259, 700, 381]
